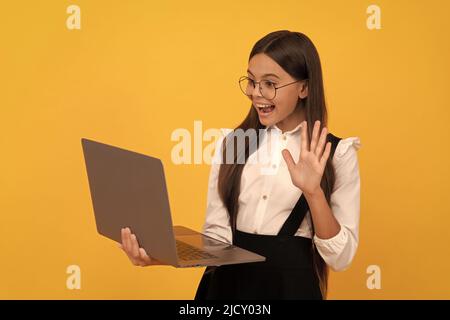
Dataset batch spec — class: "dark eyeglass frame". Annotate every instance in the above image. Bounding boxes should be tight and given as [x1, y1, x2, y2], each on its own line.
[238, 76, 308, 100]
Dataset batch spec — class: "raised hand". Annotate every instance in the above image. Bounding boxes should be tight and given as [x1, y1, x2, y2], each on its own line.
[282, 120, 331, 196]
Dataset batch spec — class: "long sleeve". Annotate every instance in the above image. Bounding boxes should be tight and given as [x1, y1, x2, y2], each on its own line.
[201, 134, 233, 244]
[313, 137, 361, 272]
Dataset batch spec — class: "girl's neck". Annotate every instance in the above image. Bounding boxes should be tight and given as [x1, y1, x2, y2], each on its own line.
[276, 106, 306, 133]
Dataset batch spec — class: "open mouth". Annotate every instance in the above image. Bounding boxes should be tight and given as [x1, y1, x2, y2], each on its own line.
[254, 103, 275, 116]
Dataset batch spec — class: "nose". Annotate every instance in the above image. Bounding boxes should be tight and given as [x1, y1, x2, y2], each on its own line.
[250, 82, 263, 98]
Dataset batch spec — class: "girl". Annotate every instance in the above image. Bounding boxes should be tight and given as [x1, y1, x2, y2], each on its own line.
[119, 30, 361, 300]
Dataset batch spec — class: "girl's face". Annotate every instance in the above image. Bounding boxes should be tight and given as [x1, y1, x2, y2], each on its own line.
[246, 53, 308, 132]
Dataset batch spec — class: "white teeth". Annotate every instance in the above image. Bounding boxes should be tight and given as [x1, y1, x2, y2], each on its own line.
[255, 103, 274, 109]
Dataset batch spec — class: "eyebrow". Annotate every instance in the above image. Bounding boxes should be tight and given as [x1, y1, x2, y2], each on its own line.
[247, 69, 280, 80]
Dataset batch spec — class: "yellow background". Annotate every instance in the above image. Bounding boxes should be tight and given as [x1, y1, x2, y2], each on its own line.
[1, 0, 449, 299]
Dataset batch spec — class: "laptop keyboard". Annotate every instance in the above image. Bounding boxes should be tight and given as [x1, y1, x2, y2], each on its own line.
[176, 240, 218, 261]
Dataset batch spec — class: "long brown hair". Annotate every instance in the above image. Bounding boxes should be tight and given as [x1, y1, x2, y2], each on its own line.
[217, 30, 336, 299]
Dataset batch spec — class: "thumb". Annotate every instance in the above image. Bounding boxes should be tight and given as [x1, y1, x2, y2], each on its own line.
[282, 149, 296, 174]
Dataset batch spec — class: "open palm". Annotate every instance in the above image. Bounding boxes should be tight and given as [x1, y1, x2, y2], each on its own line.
[282, 120, 331, 196]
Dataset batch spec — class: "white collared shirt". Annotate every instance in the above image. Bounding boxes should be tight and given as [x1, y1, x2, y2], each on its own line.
[201, 122, 361, 272]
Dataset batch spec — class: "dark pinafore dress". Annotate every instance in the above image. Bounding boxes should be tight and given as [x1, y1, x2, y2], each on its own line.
[194, 133, 341, 300]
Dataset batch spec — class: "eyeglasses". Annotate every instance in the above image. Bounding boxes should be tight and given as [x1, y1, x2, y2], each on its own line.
[238, 76, 307, 100]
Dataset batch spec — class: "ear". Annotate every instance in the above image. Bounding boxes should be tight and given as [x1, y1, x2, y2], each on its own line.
[298, 81, 308, 99]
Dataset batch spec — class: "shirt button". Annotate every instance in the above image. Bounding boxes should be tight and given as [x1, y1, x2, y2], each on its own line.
[272, 164, 277, 169]
[282, 135, 287, 140]
[262, 195, 267, 200]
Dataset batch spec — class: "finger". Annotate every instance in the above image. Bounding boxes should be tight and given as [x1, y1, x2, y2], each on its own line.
[301, 121, 309, 155]
[131, 232, 149, 266]
[282, 149, 296, 173]
[123, 228, 132, 253]
[315, 127, 328, 157]
[120, 228, 126, 249]
[130, 234, 141, 261]
[124, 228, 136, 264]
[310, 120, 320, 154]
[121, 228, 131, 253]
[139, 248, 153, 265]
[123, 228, 138, 265]
[319, 142, 332, 167]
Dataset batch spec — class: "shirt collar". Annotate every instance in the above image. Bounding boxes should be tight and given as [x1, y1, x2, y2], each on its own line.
[266, 122, 303, 135]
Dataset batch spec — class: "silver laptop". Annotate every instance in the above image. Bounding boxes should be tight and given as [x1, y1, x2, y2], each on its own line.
[81, 138, 265, 268]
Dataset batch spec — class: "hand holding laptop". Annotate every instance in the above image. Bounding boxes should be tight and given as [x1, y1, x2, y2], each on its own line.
[119, 227, 167, 266]
[82, 138, 265, 268]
